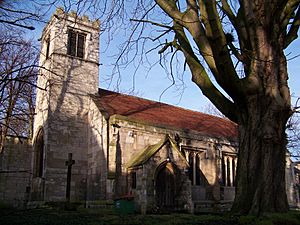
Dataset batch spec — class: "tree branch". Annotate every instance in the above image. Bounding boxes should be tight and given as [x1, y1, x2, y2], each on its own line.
[130, 19, 172, 29]
[173, 21, 238, 122]
[219, 0, 248, 51]
[130, 18, 173, 42]
[154, 0, 184, 23]
[227, 41, 244, 62]
[280, 0, 300, 32]
[0, 6, 39, 17]
[220, 0, 236, 23]
[0, 19, 35, 30]
[284, 4, 300, 48]
[200, 0, 244, 103]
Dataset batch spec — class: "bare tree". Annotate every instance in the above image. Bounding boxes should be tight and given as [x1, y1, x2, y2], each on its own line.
[0, 27, 38, 153]
[0, 1, 50, 154]
[287, 97, 300, 159]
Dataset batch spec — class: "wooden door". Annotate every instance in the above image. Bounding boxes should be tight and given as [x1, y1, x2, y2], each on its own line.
[155, 165, 175, 208]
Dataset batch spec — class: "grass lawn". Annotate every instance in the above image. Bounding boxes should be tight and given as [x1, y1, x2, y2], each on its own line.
[0, 207, 300, 225]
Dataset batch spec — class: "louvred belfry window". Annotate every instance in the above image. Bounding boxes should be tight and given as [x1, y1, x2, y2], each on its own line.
[67, 30, 85, 58]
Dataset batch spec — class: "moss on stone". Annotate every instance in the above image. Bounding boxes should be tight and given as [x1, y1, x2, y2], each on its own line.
[126, 134, 188, 168]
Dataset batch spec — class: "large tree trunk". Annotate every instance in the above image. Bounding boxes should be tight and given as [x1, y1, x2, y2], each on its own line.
[232, 100, 290, 215]
[232, 41, 291, 215]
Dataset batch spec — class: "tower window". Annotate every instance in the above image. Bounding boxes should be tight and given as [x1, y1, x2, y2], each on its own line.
[67, 30, 85, 58]
[45, 37, 50, 59]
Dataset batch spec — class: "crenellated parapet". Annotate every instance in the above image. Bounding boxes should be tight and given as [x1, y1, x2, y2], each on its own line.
[54, 7, 100, 29]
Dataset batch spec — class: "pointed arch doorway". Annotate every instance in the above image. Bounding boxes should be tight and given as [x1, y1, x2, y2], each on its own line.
[31, 127, 45, 201]
[155, 162, 176, 209]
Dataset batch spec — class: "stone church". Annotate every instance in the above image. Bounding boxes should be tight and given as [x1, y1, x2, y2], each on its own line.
[1, 8, 298, 212]
[30, 8, 240, 212]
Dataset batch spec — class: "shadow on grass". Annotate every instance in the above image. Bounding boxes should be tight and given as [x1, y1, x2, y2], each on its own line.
[0, 207, 299, 225]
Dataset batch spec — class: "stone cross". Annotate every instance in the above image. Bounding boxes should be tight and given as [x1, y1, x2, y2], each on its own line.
[65, 153, 75, 202]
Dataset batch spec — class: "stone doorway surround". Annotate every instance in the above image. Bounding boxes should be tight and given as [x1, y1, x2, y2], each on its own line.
[126, 134, 192, 213]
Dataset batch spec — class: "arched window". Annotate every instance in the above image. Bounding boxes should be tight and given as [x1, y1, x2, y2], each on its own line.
[195, 154, 201, 185]
[188, 152, 194, 185]
[188, 152, 203, 186]
[226, 157, 231, 186]
[221, 155, 237, 187]
[33, 128, 44, 178]
[221, 156, 226, 186]
[232, 158, 236, 186]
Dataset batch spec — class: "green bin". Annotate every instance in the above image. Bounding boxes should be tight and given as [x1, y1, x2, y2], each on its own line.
[114, 196, 135, 214]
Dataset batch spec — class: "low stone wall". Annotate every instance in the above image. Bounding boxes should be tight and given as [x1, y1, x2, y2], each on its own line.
[191, 186, 206, 201]
[0, 136, 32, 208]
[221, 186, 235, 201]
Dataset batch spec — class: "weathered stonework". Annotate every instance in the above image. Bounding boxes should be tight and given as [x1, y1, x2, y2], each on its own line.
[0, 137, 32, 208]
[32, 8, 100, 202]
[95, 113, 237, 212]
[86, 99, 108, 202]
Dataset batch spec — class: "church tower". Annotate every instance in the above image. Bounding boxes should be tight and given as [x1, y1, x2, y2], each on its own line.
[31, 8, 100, 201]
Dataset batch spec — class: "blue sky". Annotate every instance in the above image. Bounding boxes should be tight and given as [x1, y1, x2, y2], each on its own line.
[286, 38, 300, 107]
[27, 3, 300, 114]
[99, 32, 300, 113]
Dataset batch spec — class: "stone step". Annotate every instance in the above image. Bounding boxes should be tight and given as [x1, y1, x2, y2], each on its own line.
[194, 200, 233, 213]
[86, 200, 114, 209]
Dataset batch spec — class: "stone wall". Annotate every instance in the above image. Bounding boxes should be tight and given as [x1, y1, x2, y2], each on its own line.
[0, 137, 32, 208]
[107, 115, 238, 211]
[286, 155, 300, 208]
[86, 100, 108, 202]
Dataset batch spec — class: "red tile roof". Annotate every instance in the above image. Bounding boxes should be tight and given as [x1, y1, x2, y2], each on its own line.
[92, 89, 238, 141]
